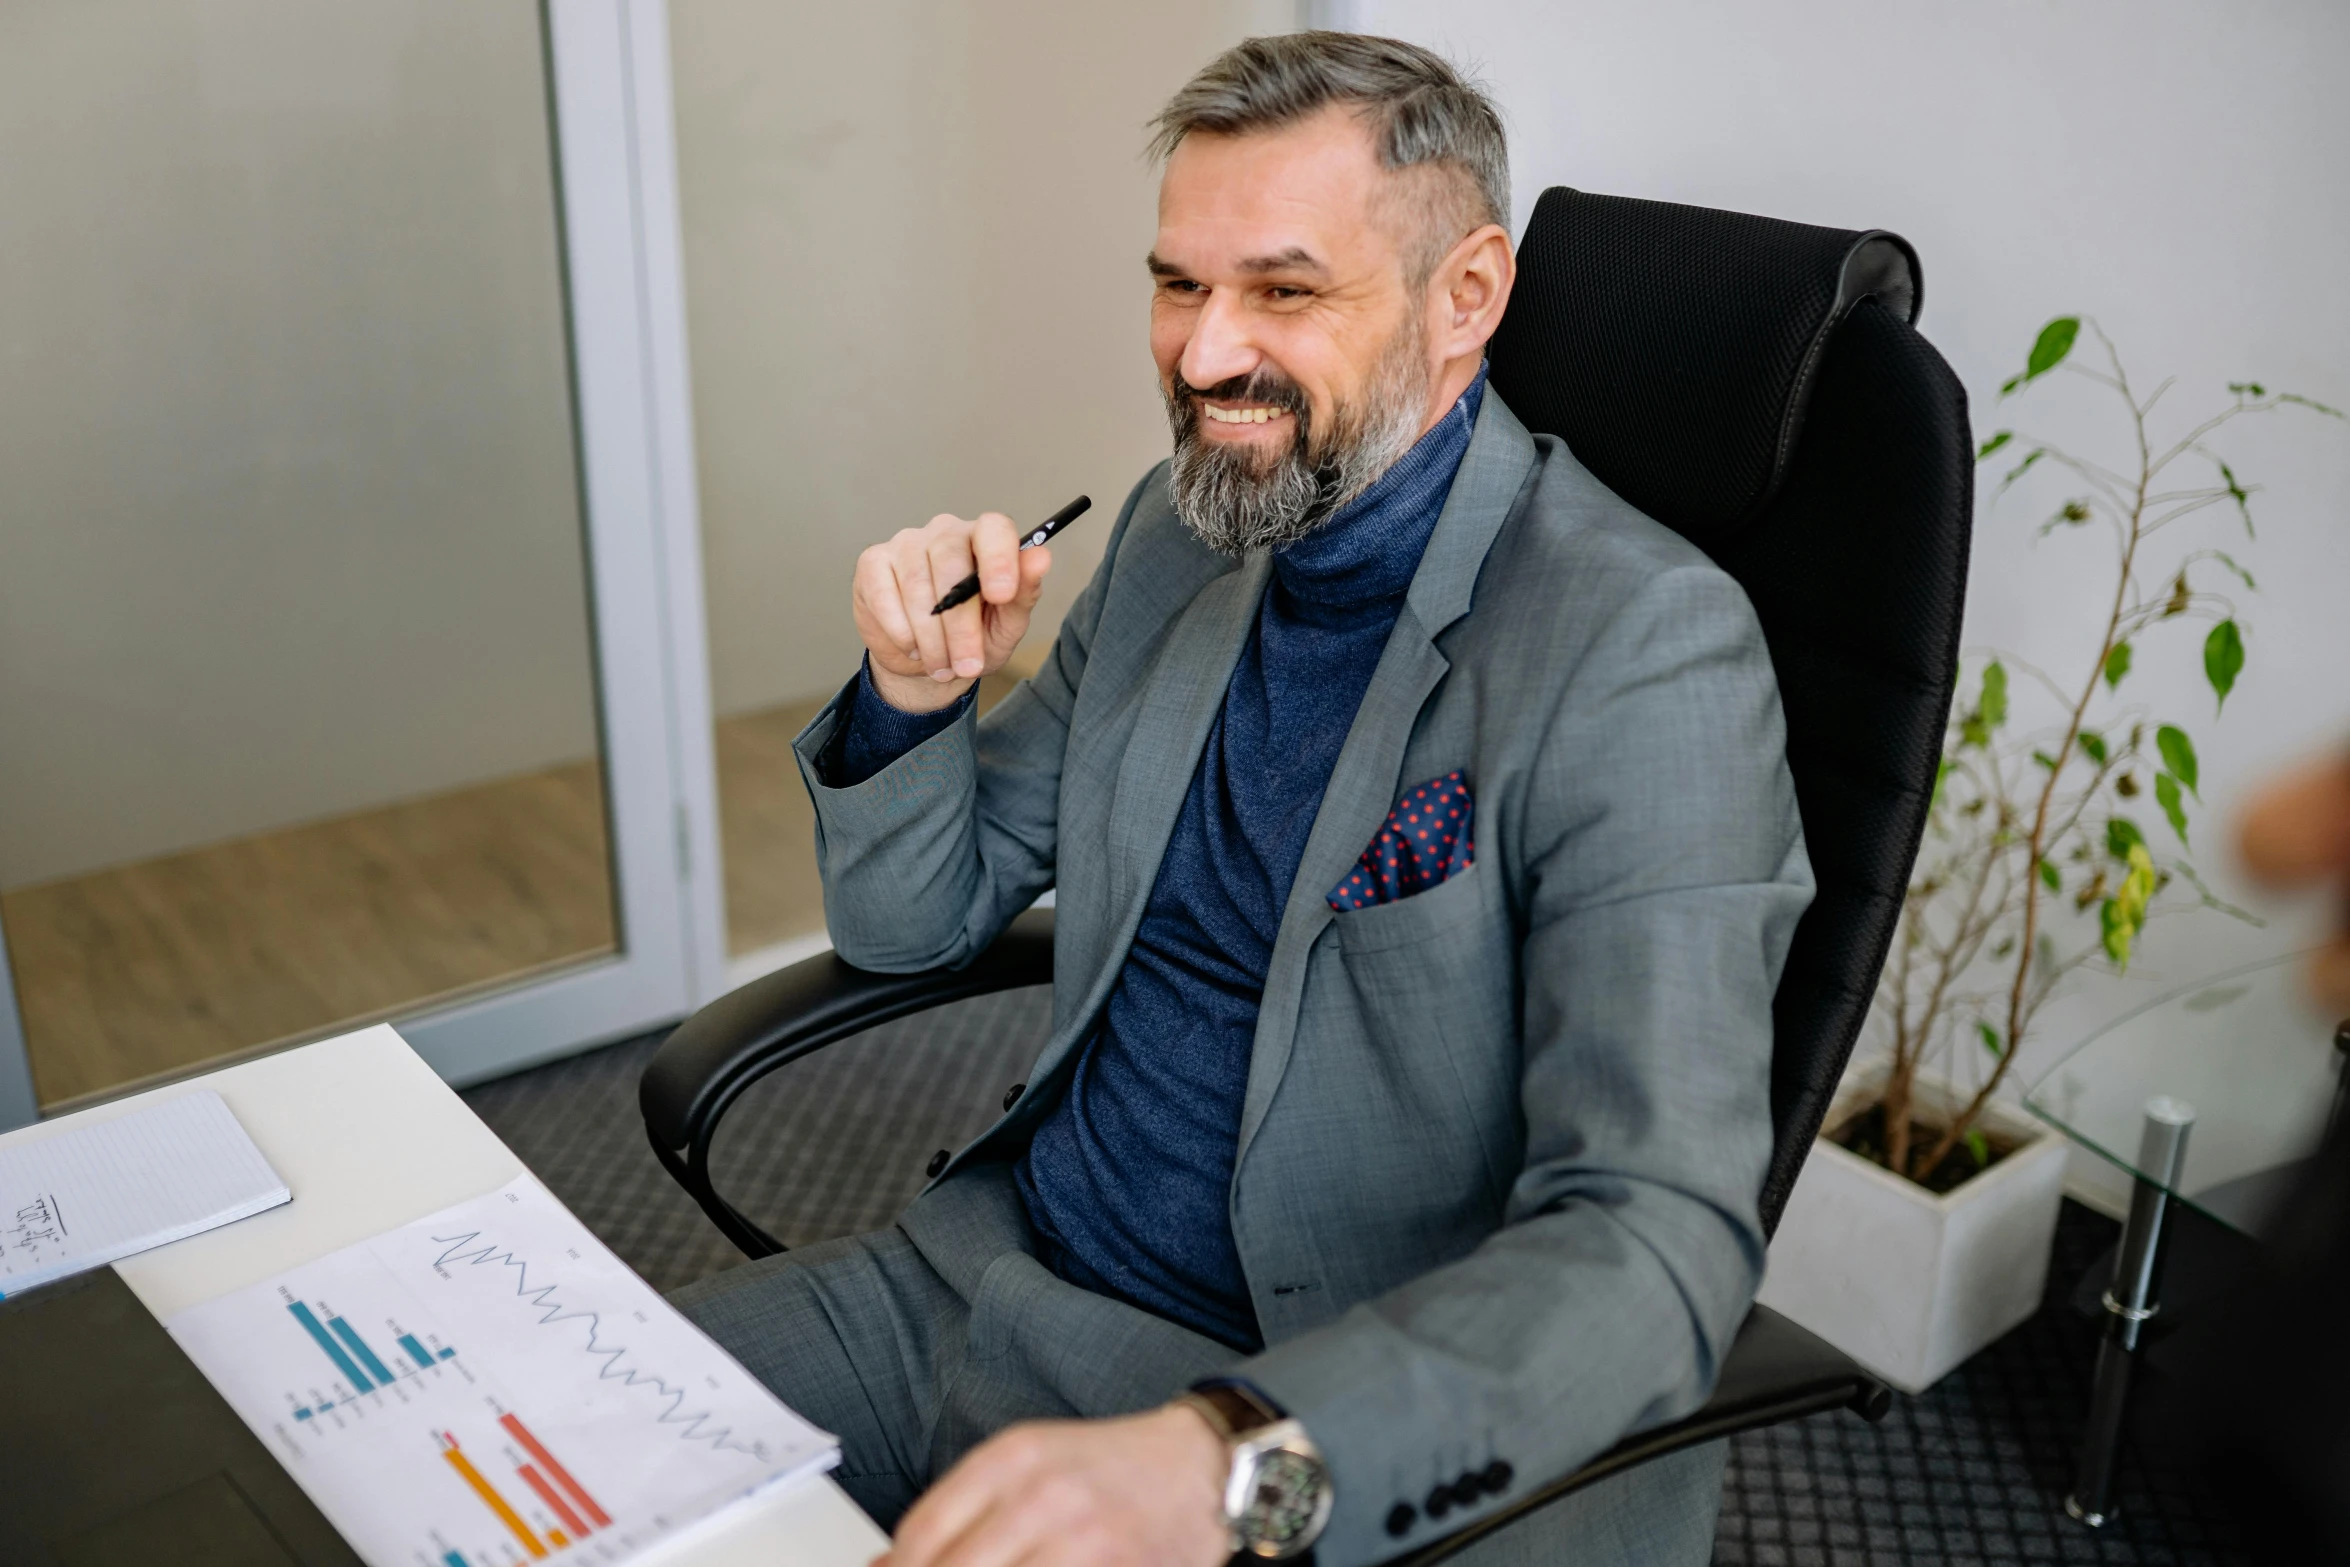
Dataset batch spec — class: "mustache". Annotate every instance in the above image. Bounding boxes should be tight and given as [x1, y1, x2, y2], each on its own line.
[1168, 368, 1312, 420]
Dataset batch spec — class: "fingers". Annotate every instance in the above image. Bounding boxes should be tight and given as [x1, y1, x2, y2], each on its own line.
[853, 544, 919, 673]
[972, 512, 1022, 605]
[889, 1430, 1042, 1567]
[982, 546, 1052, 670]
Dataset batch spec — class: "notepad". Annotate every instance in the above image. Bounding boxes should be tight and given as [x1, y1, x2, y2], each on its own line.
[0, 1090, 290, 1296]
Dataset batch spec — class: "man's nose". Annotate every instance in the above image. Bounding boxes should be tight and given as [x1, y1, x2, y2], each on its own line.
[1179, 290, 1262, 394]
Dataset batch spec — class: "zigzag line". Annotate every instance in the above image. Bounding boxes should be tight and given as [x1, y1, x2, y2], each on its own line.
[428, 1227, 769, 1459]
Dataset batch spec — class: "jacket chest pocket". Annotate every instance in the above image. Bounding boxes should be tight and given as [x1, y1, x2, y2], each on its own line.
[1329, 864, 1521, 1199]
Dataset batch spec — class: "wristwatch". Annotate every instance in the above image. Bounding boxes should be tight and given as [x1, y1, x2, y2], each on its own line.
[1176, 1381, 1333, 1559]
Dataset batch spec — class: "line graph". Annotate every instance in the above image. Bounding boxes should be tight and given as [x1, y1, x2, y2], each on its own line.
[424, 1219, 773, 1459]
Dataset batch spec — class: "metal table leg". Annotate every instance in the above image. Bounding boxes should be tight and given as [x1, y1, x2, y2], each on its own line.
[2066, 1096, 2195, 1527]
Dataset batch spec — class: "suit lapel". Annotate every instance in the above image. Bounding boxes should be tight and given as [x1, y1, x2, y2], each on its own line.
[1035, 547, 1272, 1090]
[1236, 394, 1542, 1159]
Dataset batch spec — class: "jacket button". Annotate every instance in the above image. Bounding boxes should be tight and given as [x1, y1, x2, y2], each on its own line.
[1481, 1459, 1513, 1494]
[1003, 1082, 1025, 1110]
[1384, 1502, 1416, 1538]
[1450, 1473, 1483, 1509]
[1424, 1484, 1453, 1521]
[925, 1149, 950, 1178]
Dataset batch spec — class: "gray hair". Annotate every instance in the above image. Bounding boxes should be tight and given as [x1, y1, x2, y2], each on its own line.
[1148, 32, 1509, 281]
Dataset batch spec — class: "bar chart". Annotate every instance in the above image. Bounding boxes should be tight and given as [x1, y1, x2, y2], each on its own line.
[167, 1175, 836, 1566]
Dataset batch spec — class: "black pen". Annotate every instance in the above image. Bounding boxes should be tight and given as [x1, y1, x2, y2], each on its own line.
[930, 495, 1092, 615]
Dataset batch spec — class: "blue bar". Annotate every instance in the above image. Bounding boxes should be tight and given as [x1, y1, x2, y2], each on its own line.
[398, 1333, 436, 1371]
[293, 1407, 312, 1420]
[327, 1316, 396, 1386]
[288, 1302, 371, 1391]
[316, 1400, 334, 1411]
[443, 1554, 468, 1567]
[438, 1347, 455, 1360]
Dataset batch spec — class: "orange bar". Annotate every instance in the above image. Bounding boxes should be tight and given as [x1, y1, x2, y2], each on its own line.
[518, 1463, 590, 1541]
[499, 1413, 611, 1529]
[443, 1439, 547, 1559]
[549, 1531, 569, 1548]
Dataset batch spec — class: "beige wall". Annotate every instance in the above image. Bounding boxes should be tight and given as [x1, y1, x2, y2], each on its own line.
[0, 0, 600, 891]
[672, 0, 1302, 718]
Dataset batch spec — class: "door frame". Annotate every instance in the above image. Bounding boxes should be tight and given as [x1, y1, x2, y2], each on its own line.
[0, 0, 725, 1126]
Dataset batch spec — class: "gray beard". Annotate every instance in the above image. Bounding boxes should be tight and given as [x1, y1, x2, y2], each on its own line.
[1162, 328, 1431, 556]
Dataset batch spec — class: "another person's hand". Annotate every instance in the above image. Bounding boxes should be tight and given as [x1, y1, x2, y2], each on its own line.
[2238, 749, 2350, 1009]
[853, 512, 1052, 714]
[877, 1404, 1229, 1567]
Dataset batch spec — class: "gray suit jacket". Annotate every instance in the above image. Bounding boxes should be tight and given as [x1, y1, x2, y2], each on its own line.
[792, 391, 1812, 1563]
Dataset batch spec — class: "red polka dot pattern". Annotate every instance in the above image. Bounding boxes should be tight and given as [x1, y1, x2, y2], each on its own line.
[1326, 771, 1474, 912]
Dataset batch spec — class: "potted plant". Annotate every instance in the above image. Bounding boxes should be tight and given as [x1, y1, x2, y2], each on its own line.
[1756, 316, 2340, 1392]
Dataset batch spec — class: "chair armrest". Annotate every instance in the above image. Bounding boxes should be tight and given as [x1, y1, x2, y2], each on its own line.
[639, 908, 1056, 1258]
[1378, 1303, 1890, 1567]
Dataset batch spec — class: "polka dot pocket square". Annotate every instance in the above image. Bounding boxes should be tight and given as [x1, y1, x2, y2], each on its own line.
[1327, 771, 1474, 912]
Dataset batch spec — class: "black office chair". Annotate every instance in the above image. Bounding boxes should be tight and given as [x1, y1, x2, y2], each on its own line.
[641, 187, 1973, 1563]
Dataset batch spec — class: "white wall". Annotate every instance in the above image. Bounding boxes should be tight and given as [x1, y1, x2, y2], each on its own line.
[672, 0, 1303, 719]
[1348, 0, 2350, 1187]
[0, 1, 602, 891]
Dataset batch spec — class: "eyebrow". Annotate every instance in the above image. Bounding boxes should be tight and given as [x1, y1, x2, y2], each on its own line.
[1146, 246, 1330, 279]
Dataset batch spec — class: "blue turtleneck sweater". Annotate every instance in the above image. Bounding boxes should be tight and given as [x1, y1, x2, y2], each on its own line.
[832, 369, 1485, 1350]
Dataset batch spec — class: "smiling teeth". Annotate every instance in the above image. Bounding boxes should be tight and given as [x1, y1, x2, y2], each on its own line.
[1204, 405, 1286, 424]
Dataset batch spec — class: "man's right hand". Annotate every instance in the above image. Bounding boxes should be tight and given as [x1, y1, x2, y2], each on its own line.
[853, 512, 1052, 714]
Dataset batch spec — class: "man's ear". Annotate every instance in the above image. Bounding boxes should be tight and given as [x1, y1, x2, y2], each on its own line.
[1428, 223, 1515, 363]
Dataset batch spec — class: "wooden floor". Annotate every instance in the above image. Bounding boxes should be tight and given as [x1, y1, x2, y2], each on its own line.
[5, 762, 618, 1107]
[4, 675, 1018, 1108]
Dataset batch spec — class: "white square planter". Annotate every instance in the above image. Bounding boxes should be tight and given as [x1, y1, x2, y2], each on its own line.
[1754, 1075, 2070, 1394]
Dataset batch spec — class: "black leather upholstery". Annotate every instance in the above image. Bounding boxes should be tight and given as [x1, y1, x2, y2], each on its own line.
[1489, 188, 1972, 1231]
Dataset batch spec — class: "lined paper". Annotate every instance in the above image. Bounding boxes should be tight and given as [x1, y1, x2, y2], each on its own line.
[0, 1090, 289, 1295]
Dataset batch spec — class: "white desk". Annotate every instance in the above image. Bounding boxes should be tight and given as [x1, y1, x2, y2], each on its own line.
[0, 1023, 888, 1567]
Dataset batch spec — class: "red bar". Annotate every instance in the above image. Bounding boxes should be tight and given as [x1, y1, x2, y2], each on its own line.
[518, 1463, 590, 1541]
[499, 1413, 612, 1529]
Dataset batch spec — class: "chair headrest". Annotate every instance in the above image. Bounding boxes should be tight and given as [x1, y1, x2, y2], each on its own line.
[1488, 187, 1923, 547]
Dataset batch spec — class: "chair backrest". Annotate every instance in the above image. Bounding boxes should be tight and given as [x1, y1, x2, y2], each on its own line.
[1488, 187, 1973, 1233]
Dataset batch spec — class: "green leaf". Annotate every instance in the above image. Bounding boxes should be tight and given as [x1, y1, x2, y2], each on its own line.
[2155, 772, 2189, 846]
[1980, 662, 2008, 730]
[2103, 641, 2133, 690]
[2205, 619, 2245, 710]
[2156, 725, 2199, 795]
[1997, 448, 2046, 495]
[2100, 898, 2133, 967]
[2039, 858, 2061, 892]
[2277, 391, 2348, 419]
[2215, 456, 2255, 538]
[2210, 551, 2257, 591]
[1977, 430, 2014, 460]
[2032, 749, 2059, 771]
[2079, 730, 2108, 766]
[2000, 373, 2023, 397]
[1964, 1127, 1992, 1169]
[1974, 1020, 2003, 1058]
[1930, 757, 1953, 812]
[2107, 816, 2146, 861]
[2229, 381, 2267, 398]
[2019, 317, 2080, 387]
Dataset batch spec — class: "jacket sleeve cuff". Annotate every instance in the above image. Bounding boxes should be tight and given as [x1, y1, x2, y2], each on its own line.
[815, 656, 977, 788]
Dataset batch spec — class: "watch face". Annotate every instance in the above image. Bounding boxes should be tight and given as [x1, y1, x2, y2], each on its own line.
[1239, 1448, 1328, 1556]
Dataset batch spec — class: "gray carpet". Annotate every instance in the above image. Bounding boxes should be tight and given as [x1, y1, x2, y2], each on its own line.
[461, 995, 2250, 1565]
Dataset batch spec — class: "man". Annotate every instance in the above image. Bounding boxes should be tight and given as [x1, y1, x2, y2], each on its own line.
[676, 32, 1810, 1567]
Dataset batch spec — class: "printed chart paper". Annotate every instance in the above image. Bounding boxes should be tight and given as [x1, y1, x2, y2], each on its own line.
[168, 1175, 838, 1567]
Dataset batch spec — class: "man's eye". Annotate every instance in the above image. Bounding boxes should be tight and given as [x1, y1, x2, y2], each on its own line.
[1267, 286, 1310, 301]
[1159, 279, 1206, 295]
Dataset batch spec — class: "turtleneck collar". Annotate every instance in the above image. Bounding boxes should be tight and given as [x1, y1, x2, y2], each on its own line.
[1271, 362, 1488, 610]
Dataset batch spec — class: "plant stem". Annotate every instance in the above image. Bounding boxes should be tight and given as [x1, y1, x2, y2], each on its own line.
[1918, 333, 2151, 1175]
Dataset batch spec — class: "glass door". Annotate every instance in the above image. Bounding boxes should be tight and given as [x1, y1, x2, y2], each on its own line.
[0, 0, 723, 1123]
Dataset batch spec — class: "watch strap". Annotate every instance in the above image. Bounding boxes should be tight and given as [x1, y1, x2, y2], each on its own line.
[1182, 1379, 1285, 1440]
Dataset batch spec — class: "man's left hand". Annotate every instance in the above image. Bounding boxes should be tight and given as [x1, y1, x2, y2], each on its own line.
[878, 1404, 1231, 1567]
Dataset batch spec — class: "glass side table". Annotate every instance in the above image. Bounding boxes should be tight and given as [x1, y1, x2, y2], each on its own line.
[2022, 951, 2349, 1526]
